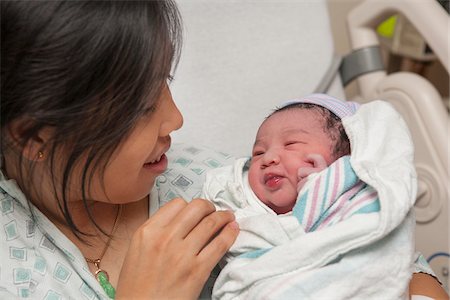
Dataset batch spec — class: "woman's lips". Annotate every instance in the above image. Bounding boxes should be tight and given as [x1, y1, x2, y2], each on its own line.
[146, 153, 163, 164]
[143, 141, 171, 172]
[143, 153, 168, 173]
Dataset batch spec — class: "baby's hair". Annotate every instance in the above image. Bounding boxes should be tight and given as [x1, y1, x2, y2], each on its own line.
[269, 103, 351, 159]
[1, 0, 182, 239]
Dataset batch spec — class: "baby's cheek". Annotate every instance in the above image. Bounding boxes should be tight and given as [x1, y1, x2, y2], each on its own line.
[248, 167, 260, 191]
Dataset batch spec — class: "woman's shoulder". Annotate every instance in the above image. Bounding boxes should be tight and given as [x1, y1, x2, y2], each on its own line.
[0, 189, 48, 297]
[0, 186, 105, 299]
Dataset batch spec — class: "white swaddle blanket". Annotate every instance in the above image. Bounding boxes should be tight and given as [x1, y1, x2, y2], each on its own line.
[203, 101, 417, 299]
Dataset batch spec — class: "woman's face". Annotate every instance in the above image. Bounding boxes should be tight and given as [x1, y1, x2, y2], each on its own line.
[86, 84, 183, 204]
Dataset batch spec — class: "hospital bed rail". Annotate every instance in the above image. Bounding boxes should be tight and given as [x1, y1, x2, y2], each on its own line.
[345, 0, 449, 290]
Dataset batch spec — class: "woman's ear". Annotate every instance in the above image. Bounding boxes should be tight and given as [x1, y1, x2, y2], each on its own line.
[6, 119, 53, 161]
[23, 134, 48, 161]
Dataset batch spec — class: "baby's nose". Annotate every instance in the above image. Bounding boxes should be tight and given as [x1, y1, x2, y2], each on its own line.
[262, 149, 280, 167]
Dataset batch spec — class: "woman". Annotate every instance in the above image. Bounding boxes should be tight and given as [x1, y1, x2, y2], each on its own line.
[1, 1, 237, 298]
[0, 1, 446, 299]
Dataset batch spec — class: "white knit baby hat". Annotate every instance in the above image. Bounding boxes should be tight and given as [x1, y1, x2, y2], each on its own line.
[280, 93, 360, 119]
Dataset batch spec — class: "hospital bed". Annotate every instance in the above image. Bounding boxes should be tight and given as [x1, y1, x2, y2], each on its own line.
[170, 0, 449, 291]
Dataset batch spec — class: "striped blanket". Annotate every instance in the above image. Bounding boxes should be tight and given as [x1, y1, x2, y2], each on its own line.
[294, 155, 380, 233]
[204, 101, 416, 299]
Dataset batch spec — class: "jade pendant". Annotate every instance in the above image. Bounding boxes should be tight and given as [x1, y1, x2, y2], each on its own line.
[97, 270, 116, 299]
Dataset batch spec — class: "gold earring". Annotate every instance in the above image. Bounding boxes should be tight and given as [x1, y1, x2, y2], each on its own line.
[37, 151, 44, 159]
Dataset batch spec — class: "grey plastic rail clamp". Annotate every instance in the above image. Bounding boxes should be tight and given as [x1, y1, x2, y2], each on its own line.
[339, 46, 385, 87]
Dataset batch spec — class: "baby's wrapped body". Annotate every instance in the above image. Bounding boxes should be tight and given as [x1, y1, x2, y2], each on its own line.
[203, 101, 417, 299]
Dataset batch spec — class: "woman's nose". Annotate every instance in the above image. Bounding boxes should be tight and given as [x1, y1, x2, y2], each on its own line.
[261, 149, 280, 168]
[160, 87, 184, 136]
[169, 100, 183, 132]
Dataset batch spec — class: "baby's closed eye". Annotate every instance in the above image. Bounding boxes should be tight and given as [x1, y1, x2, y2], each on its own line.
[285, 141, 306, 146]
[252, 150, 264, 157]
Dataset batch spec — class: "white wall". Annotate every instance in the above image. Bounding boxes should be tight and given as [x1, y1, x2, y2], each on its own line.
[170, 0, 344, 157]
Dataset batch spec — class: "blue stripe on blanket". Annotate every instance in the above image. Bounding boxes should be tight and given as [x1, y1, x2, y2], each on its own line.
[292, 191, 308, 224]
[239, 248, 271, 259]
[310, 165, 333, 232]
[319, 165, 332, 216]
[239, 157, 380, 260]
[293, 156, 380, 233]
[308, 209, 330, 232]
[352, 199, 380, 215]
[342, 156, 358, 191]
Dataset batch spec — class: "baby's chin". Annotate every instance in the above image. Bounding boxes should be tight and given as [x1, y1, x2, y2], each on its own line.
[264, 198, 296, 215]
[254, 185, 298, 214]
[270, 203, 295, 215]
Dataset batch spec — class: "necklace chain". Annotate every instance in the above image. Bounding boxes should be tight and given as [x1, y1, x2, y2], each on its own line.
[86, 204, 122, 264]
[85, 204, 122, 299]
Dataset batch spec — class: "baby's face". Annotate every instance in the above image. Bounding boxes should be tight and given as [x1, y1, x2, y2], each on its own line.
[248, 109, 335, 214]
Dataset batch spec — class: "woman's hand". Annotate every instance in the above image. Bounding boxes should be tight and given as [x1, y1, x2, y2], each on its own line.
[116, 198, 239, 300]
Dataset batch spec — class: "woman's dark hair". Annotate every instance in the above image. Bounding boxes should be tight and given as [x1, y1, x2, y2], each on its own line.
[1, 0, 182, 237]
[270, 103, 351, 159]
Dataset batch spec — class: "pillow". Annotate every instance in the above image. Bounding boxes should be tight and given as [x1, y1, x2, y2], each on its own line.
[153, 143, 236, 298]
[155, 143, 236, 206]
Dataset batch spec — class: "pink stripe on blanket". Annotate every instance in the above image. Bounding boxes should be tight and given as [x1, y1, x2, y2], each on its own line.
[305, 178, 322, 229]
[330, 159, 341, 203]
[316, 181, 365, 230]
[341, 190, 378, 220]
[306, 160, 343, 229]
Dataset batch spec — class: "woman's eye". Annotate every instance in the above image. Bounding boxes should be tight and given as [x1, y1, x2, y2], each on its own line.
[143, 106, 156, 115]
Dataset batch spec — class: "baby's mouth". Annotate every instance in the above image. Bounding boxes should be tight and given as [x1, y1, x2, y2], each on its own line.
[264, 174, 283, 188]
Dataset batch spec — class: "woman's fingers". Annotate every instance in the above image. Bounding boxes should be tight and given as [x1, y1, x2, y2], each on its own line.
[145, 197, 236, 255]
[148, 197, 188, 227]
[171, 198, 217, 238]
[158, 197, 239, 272]
[116, 197, 239, 300]
[185, 209, 236, 254]
[197, 220, 239, 269]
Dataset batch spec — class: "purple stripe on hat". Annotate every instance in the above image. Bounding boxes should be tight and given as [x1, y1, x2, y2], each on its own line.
[281, 93, 360, 119]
